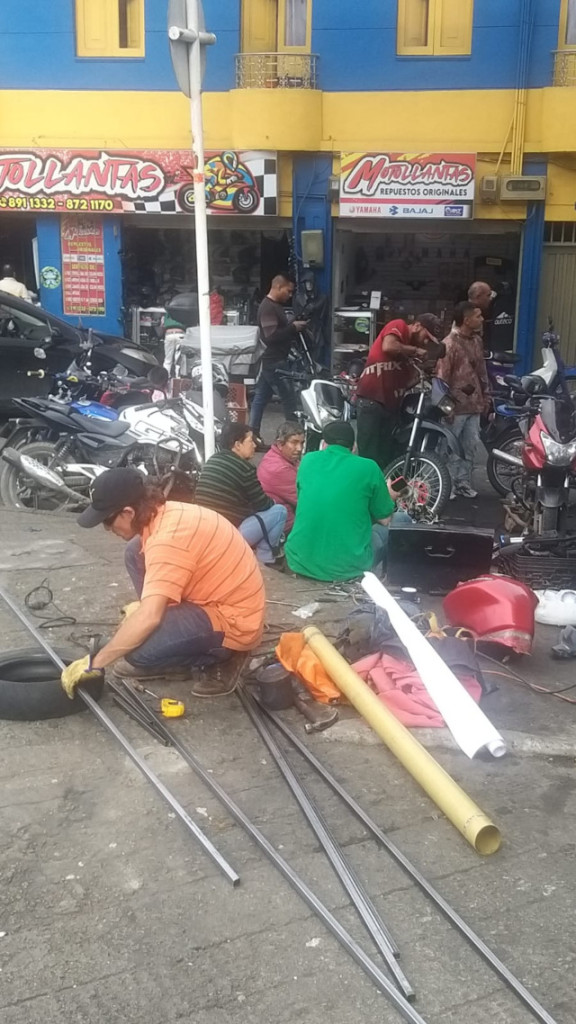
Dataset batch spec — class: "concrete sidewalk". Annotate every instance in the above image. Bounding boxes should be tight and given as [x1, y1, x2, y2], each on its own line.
[0, 506, 574, 1024]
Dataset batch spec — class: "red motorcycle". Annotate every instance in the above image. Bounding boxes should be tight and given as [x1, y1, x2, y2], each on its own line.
[495, 389, 576, 535]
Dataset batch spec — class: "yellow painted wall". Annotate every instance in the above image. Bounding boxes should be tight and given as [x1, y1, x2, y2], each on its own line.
[3, 86, 576, 220]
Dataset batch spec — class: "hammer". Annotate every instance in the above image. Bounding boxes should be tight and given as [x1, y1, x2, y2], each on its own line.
[292, 692, 339, 733]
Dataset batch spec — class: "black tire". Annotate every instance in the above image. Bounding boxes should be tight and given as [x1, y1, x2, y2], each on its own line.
[382, 452, 451, 518]
[232, 187, 259, 213]
[178, 185, 195, 212]
[487, 429, 523, 497]
[0, 440, 82, 512]
[0, 647, 104, 721]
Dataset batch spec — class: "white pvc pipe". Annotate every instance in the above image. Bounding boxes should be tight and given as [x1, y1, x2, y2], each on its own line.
[362, 573, 506, 759]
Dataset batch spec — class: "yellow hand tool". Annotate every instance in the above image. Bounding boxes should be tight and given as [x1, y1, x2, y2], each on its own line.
[133, 684, 185, 718]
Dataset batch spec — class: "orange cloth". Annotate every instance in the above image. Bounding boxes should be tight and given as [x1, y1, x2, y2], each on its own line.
[276, 633, 342, 704]
[141, 502, 265, 651]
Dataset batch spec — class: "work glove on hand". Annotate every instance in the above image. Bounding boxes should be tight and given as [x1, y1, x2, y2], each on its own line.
[61, 655, 104, 700]
[120, 600, 140, 621]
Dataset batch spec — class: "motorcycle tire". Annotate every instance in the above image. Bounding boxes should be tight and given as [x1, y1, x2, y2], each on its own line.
[382, 452, 451, 518]
[0, 440, 80, 513]
[0, 647, 104, 721]
[232, 187, 259, 214]
[487, 428, 524, 498]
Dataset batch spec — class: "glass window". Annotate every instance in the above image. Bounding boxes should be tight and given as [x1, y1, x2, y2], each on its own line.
[76, 0, 144, 58]
[397, 0, 473, 56]
[566, 0, 576, 45]
[285, 0, 308, 47]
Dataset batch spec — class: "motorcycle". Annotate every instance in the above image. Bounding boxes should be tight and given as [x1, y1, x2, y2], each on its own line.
[0, 392, 221, 512]
[491, 383, 576, 533]
[296, 377, 351, 452]
[380, 369, 460, 520]
[485, 322, 573, 497]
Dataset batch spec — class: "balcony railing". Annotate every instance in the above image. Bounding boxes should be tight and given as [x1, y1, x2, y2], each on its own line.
[235, 52, 319, 89]
[553, 49, 576, 86]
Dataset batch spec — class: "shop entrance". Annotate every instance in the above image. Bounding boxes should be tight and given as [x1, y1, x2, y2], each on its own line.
[121, 217, 291, 337]
[332, 222, 521, 357]
[0, 215, 37, 295]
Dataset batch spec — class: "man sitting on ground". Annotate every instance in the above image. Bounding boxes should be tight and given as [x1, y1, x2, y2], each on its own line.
[60, 467, 265, 699]
[256, 421, 304, 533]
[285, 421, 406, 581]
[195, 422, 287, 564]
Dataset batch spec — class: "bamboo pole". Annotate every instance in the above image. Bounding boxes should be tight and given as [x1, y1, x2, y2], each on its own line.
[303, 626, 501, 856]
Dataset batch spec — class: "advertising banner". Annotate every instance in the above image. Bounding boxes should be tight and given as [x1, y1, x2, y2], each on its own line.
[340, 152, 476, 220]
[0, 149, 277, 216]
[61, 217, 106, 317]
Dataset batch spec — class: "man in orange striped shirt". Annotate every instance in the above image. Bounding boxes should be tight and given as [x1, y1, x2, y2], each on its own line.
[60, 468, 265, 699]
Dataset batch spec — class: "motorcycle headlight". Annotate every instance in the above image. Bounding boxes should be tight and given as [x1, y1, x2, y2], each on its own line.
[439, 396, 455, 416]
[540, 431, 576, 466]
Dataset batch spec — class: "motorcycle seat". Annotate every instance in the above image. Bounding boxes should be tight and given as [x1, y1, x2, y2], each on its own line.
[69, 412, 130, 437]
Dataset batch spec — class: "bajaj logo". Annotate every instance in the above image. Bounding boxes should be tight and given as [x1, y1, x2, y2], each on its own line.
[444, 205, 464, 217]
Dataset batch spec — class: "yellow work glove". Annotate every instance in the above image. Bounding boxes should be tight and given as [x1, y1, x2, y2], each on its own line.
[61, 655, 103, 700]
[120, 600, 140, 621]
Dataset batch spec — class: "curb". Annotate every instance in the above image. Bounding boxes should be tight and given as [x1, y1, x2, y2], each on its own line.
[318, 717, 576, 758]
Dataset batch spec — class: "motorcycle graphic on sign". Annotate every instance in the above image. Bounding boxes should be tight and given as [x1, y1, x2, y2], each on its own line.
[178, 152, 261, 214]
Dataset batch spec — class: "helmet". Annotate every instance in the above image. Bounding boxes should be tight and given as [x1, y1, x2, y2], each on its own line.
[443, 575, 537, 654]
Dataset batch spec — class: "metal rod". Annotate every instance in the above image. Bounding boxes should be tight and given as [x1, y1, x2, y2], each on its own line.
[121, 686, 430, 1024]
[256, 701, 560, 1024]
[109, 689, 170, 747]
[0, 585, 240, 889]
[238, 688, 413, 1000]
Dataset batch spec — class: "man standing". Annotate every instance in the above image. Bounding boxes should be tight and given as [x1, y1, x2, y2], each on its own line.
[195, 421, 287, 564]
[0, 264, 29, 299]
[59, 467, 265, 699]
[257, 420, 304, 532]
[249, 274, 308, 446]
[438, 301, 489, 499]
[355, 313, 441, 469]
[285, 421, 401, 582]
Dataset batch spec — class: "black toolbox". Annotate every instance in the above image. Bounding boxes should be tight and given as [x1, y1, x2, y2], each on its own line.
[386, 523, 494, 594]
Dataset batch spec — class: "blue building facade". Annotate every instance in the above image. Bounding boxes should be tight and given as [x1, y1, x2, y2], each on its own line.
[0, 0, 574, 361]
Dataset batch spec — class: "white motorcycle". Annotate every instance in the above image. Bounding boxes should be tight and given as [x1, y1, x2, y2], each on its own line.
[0, 392, 224, 513]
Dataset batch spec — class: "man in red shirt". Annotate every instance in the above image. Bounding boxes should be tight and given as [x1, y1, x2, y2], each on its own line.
[356, 314, 441, 468]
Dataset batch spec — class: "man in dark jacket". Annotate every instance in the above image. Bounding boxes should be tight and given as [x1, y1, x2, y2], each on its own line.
[195, 421, 287, 564]
[249, 274, 308, 445]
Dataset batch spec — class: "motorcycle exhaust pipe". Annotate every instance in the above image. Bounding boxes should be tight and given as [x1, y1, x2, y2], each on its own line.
[492, 448, 523, 468]
[1, 447, 89, 505]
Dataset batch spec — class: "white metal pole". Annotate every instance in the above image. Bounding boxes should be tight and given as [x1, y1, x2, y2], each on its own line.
[186, 0, 215, 457]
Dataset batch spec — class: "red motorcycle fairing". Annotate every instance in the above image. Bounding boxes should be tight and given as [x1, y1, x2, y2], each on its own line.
[443, 574, 538, 654]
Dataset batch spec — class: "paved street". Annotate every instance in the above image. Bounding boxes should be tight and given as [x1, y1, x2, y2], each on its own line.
[0, 501, 574, 1024]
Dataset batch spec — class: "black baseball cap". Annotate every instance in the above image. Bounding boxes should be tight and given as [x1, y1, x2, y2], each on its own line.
[322, 420, 355, 448]
[77, 467, 146, 529]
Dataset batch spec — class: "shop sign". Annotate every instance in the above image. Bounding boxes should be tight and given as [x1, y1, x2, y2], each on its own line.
[340, 153, 476, 219]
[0, 149, 277, 216]
[61, 217, 106, 317]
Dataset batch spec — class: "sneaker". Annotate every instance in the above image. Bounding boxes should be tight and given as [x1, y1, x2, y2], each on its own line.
[449, 488, 458, 500]
[456, 484, 478, 499]
[112, 658, 190, 681]
[253, 435, 270, 453]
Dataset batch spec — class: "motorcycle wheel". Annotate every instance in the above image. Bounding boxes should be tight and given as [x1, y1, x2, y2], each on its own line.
[382, 452, 451, 518]
[487, 429, 523, 497]
[232, 187, 259, 213]
[0, 441, 81, 513]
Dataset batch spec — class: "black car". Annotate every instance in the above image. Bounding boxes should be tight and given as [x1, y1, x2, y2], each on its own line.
[0, 292, 158, 417]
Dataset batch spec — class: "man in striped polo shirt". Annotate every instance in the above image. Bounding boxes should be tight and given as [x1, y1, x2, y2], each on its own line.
[60, 467, 265, 698]
[195, 422, 287, 565]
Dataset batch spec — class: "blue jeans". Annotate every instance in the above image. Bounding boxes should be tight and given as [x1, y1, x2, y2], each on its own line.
[124, 536, 226, 669]
[249, 361, 298, 435]
[371, 510, 413, 572]
[238, 504, 287, 563]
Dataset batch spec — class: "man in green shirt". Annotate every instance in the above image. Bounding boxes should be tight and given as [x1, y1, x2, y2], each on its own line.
[285, 421, 404, 581]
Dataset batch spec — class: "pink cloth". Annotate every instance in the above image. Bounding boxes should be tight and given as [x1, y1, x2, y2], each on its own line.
[352, 651, 482, 728]
[257, 444, 298, 531]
